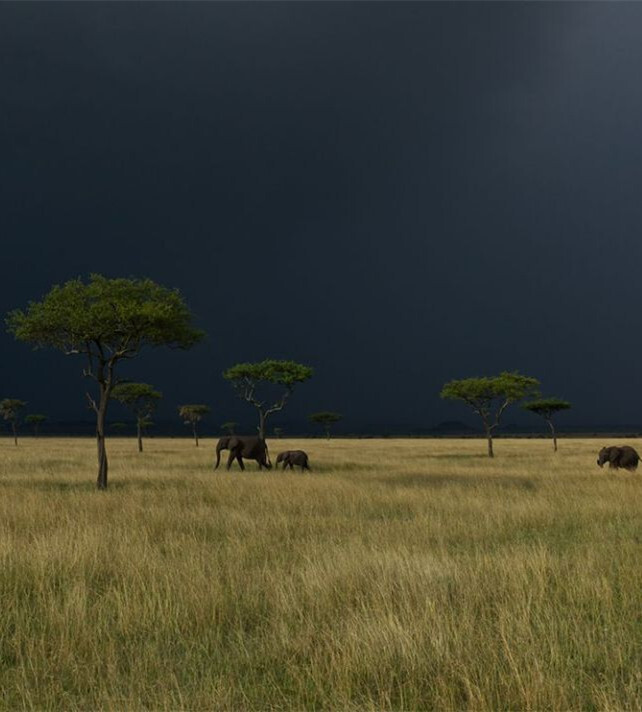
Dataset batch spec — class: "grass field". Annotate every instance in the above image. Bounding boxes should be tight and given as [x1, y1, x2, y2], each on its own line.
[0, 436, 640, 711]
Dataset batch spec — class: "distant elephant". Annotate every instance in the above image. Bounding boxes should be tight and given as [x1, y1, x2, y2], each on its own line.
[597, 445, 640, 471]
[215, 436, 272, 471]
[276, 450, 310, 472]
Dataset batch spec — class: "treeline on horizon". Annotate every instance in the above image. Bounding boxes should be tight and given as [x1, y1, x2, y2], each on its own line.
[1, 275, 583, 487]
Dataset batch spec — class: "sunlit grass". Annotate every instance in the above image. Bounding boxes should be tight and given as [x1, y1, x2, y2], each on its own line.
[0, 436, 639, 710]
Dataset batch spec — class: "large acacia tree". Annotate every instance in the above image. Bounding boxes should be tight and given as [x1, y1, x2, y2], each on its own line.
[440, 371, 540, 457]
[223, 359, 313, 440]
[7, 275, 203, 489]
[111, 382, 162, 453]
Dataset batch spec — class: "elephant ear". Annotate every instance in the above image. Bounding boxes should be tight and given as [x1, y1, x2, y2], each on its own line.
[608, 447, 620, 462]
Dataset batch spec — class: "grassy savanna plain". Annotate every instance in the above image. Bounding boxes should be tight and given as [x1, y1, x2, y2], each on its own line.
[0, 437, 640, 711]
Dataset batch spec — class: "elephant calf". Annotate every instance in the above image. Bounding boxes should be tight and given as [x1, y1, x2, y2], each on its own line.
[276, 450, 310, 472]
[597, 445, 640, 471]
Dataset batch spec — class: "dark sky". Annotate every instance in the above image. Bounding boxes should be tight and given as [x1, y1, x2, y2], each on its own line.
[2, 2, 642, 432]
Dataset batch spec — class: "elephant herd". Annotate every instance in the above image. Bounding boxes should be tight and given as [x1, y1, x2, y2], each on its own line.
[213, 436, 641, 473]
[214, 436, 310, 472]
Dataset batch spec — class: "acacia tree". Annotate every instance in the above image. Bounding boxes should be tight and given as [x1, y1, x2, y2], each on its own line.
[309, 411, 342, 439]
[223, 359, 313, 440]
[7, 275, 203, 489]
[0, 399, 26, 445]
[112, 382, 162, 453]
[221, 421, 238, 435]
[524, 398, 571, 452]
[179, 404, 210, 446]
[25, 414, 47, 437]
[440, 371, 540, 457]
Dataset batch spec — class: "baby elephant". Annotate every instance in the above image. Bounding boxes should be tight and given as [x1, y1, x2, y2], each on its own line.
[597, 445, 640, 471]
[276, 450, 311, 472]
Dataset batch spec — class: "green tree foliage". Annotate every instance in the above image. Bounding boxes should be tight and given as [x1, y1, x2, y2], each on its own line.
[7, 275, 204, 488]
[440, 371, 540, 457]
[223, 360, 313, 440]
[524, 397, 571, 452]
[111, 382, 162, 453]
[221, 421, 238, 435]
[309, 411, 342, 439]
[0, 399, 26, 445]
[179, 404, 210, 447]
[25, 413, 47, 437]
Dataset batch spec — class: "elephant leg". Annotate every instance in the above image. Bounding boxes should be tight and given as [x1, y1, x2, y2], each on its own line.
[236, 453, 245, 471]
[227, 451, 235, 470]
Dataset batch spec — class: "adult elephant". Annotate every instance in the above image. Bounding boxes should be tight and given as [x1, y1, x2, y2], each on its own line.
[214, 436, 272, 471]
[597, 445, 640, 471]
[276, 450, 311, 472]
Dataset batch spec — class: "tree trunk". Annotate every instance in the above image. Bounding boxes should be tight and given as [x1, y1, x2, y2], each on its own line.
[548, 419, 557, 452]
[325, 426, 330, 440]
[12, 422, 17, 446]
[258, 411, 266, 441]
[193, 424, 199, 447]
[486, 427, 494, 458]
[96, 395, 109, 490]
[137, 419, 143, 453]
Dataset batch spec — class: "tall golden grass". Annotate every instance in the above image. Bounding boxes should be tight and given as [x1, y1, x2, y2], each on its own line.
[0, 436, 639, 711]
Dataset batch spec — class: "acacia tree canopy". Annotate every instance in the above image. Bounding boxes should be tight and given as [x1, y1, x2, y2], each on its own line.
[7, 275, 204, 356]
[112, 382, 162, 410]
[179, 404, 210, 422]
[523, 398, 571, 419]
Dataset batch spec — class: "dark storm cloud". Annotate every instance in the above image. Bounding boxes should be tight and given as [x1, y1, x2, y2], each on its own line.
[1, 2, 641, 431]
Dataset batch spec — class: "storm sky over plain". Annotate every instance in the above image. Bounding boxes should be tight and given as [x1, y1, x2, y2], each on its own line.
[2, 2, 642, 432]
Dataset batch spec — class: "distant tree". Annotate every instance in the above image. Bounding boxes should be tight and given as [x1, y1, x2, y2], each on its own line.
[273, 427, 283, 439]
[221, 421, 238, 435]
[524, 398, 571, 452]
[179, 404, 210, 447]
[25, 413, 47, 437]
[112, 382, 162, 452]
[440, 371, 540, 457]
[309, 411, 342, 439]
[7, 275, 204, 489]
[0, 399, 26, 445]
[223, 359, 313, 440]
[111, 422, 128, 432]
